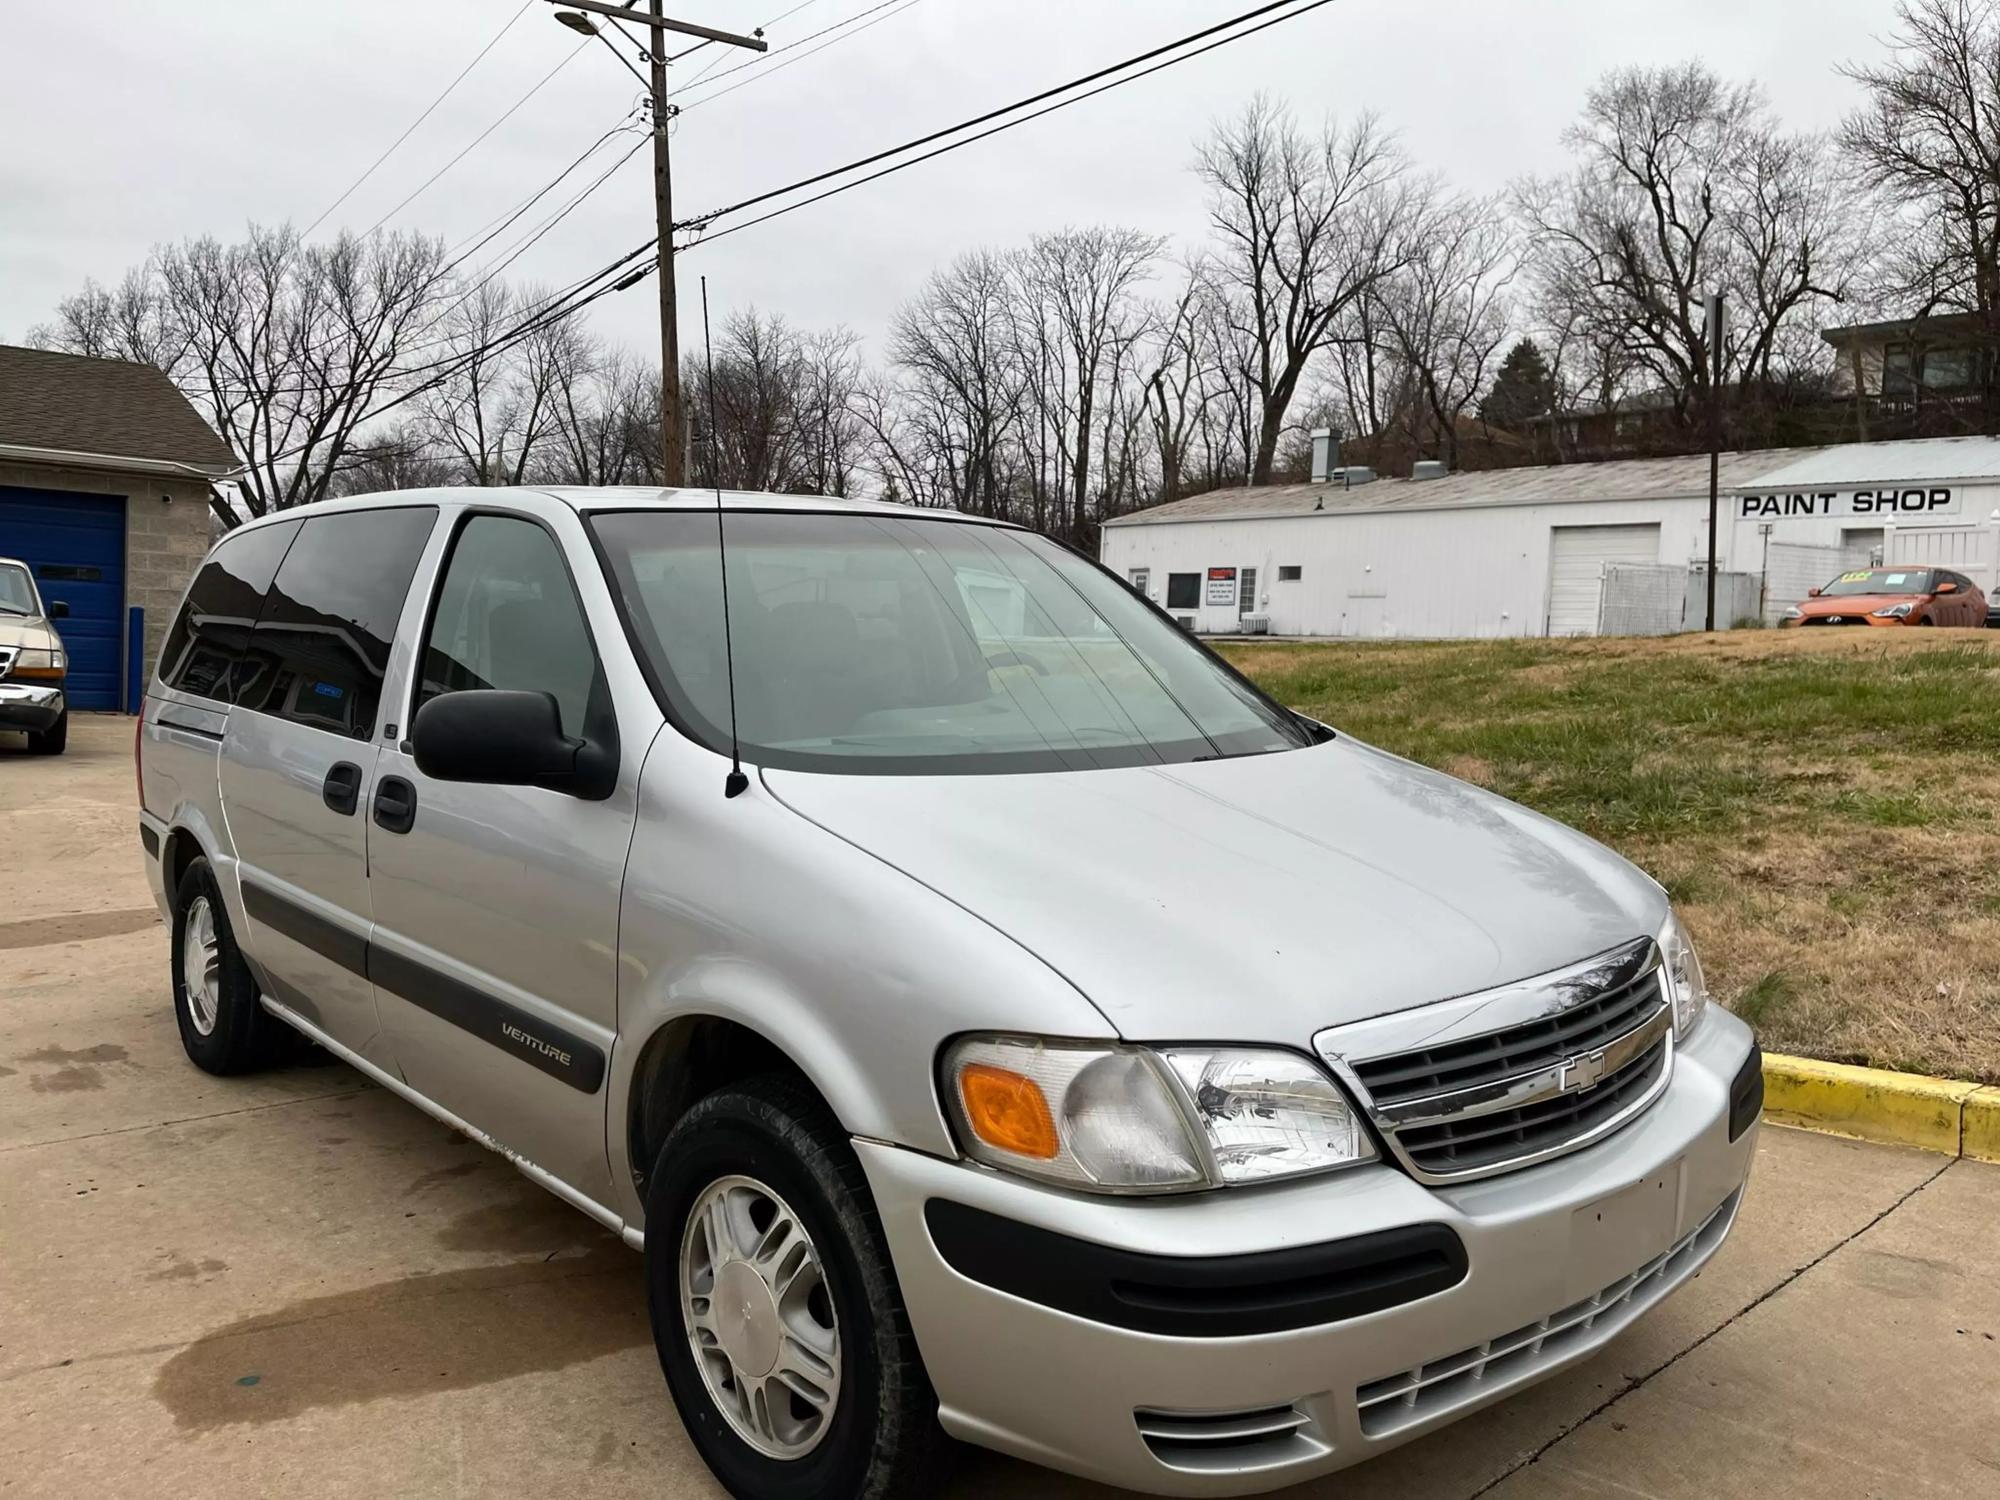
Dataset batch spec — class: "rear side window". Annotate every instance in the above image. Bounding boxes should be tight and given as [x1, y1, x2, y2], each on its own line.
[234, 507, 437, 740]
[415, 514, 598, 738]
[157, 521, 300, 703]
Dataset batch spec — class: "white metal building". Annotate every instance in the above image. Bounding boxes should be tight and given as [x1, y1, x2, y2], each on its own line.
[1100, 437, 2000, 638]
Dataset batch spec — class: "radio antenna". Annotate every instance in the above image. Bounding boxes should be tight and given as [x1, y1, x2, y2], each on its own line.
[701, 276, 749, 799]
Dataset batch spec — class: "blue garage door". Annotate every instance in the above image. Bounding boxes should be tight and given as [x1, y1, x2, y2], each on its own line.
[0, 487, 126, 710]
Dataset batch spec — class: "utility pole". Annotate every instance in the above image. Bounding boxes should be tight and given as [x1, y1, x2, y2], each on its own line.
[546, 2, 765, 485]
[1704, 289, 1724, 632]
[649, 0, 681, 484]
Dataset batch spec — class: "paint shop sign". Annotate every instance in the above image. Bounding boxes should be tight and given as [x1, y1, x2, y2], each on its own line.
[1737, 486, 1963, 521]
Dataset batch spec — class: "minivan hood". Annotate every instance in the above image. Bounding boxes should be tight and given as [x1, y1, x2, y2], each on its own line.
[764, 738, 1666, 1046]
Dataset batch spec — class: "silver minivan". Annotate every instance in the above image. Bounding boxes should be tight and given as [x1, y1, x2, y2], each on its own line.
[138, 487, 1761, 1499]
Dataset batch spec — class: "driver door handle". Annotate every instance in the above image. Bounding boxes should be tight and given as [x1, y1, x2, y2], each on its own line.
[373, 775, 417, 835]
[322, 761, 363, 816]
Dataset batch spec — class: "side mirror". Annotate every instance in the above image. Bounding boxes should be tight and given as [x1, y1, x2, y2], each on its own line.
[411, 690, 610, 797]
[1937, 580, 1959, 595]
[47, 600, 69, 619]
[1806, 587, 1821, 598]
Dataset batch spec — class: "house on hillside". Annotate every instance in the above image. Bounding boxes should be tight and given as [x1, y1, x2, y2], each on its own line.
[1821, 312, 1995, 438]
[0, 345, 236, 710]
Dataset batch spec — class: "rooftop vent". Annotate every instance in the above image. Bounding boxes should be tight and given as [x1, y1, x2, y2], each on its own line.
[1412, 460, 1448, 481]
[1336, 465, 1376, 487]
[1310, 428, 1341, 484]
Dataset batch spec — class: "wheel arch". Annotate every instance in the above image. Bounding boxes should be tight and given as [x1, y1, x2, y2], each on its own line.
[623, 1013, 847, 1203]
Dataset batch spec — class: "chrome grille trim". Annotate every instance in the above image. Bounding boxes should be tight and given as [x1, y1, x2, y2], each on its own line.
[1315, 938, 1675, 1185]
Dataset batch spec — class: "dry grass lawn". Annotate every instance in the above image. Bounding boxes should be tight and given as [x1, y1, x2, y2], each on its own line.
[1220, 630, 2000, 1084]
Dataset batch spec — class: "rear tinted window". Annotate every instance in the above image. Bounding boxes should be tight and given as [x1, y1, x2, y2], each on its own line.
[233, 507, 436, 739]
[157, 521, 301, 703]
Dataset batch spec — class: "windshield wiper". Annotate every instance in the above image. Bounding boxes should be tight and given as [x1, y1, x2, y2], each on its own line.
[0, 604, 31, 617]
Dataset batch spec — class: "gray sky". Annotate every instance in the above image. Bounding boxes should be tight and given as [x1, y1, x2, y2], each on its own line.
[2, 0, 1898, 363]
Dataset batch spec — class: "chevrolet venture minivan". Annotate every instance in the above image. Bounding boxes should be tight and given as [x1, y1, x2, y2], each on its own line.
[138, 488, 1762, 1499]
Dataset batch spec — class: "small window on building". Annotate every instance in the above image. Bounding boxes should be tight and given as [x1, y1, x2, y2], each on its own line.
[1278, 565, 1302, 582]
[1166, 572, 1200, 610]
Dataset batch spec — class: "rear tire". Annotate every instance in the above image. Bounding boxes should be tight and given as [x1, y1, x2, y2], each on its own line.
[644, 1078, 952, 1500]
[26, 711, 66, 755]
[172, 856, 287, 1074]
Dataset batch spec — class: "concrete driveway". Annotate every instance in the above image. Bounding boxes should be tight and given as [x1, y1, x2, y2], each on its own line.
[4, 716, 1997, 1498]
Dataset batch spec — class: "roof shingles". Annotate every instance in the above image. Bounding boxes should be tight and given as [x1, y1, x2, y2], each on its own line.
[0, 345, 237, 473]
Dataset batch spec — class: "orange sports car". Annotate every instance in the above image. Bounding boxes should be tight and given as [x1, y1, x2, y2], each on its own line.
[1782, 567, 1988, 628]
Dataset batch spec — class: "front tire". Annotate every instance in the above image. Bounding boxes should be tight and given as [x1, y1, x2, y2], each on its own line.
[171, 856, 286, 1074]
[26, 710, 66, 754]
[644, 1079, 951, 1500]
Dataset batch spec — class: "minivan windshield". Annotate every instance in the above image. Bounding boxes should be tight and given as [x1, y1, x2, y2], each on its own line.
[0, 563, 37, 616]
[589, 509, 1314, 774]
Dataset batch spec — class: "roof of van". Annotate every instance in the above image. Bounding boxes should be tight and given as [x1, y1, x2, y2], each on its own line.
[235, 486, 990, 526]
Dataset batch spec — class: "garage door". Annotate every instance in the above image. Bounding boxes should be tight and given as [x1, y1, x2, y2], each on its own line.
[1547, 524, 1662, 636]
[0, 487, 126, 710]
[1839, 528, 1884, 569]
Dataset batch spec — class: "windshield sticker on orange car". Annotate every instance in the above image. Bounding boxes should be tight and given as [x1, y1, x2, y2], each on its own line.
[1838, 571, 1871, 583]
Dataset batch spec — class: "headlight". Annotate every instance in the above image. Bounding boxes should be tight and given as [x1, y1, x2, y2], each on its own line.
[942, 1035, 1374, 1194]
[1657, 910, 1710, 1039]
[1782, 605, 1803, 619]
[1871, 602, 1914, 619]
[9, 647, 65, 679]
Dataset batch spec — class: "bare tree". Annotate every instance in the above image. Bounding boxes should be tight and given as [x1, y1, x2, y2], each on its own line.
[161, 225, 453, 521]
[1373, 194, 1518, 466]
[1517, 64, 1857, 431]
[1016, 227, 1163, 536]
[1195, 97, 1419, 484]
[880, 250, 1025, 517]
[684, 309, 867, 495]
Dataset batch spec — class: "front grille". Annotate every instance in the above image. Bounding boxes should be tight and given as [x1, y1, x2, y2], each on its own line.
[1320, 939, 1675, 1183]
[1799, 614, 1868, 625]
[1134, 1403, 1323, 1474]
[1355, 1189, 1741, 1439]
[1351, 967, 1665, 1107]
[0, 646, 14, 678]
[1395, 1037, 1667, 1177]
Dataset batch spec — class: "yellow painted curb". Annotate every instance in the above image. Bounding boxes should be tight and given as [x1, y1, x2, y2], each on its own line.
[1963, 1087, 2000, 1164]
[1761, 1053, 1980, 1155]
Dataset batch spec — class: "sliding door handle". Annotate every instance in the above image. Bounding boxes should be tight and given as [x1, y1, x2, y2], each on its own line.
[322, 761, 362, 816]
[372, 776, 417, 835]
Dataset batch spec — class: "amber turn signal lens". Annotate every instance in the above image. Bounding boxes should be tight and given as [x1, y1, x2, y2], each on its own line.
[957, 1063, 1059, 1160]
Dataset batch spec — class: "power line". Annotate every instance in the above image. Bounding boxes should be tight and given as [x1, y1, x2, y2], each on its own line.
[674, 0, 1333, 242]
[445, 113, 643, 267]
[672, 0, 823, 78]
[302, 0, 535, 240]
[675, 0, 911, 104]
[358, 35, 593, 240]
[229, 0, 1342, 468]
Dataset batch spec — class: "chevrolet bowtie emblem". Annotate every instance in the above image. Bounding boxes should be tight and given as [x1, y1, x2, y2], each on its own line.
[1558, 1049, 1608, 1092]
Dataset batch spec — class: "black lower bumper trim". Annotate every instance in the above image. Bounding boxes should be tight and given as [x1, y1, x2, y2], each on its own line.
[138, 822, 161, 860]
[924, 1198, 1467, 1337]
[1729, 1042, 1764, 1141]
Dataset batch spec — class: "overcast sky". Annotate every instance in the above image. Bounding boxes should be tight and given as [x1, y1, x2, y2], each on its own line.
[3, 0, 1900, 364]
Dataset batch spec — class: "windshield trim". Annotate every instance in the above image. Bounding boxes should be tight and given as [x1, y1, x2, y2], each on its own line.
[582, 506, 1328, 778]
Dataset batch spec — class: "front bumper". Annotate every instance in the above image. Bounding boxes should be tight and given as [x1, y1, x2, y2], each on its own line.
[0, 682, 65, 732]
[860, 1010, 1759, 1496]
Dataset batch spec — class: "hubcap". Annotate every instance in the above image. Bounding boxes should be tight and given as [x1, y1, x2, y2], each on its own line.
[181, 895, 221, 1037]
[680, 1174, 841, 1459]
